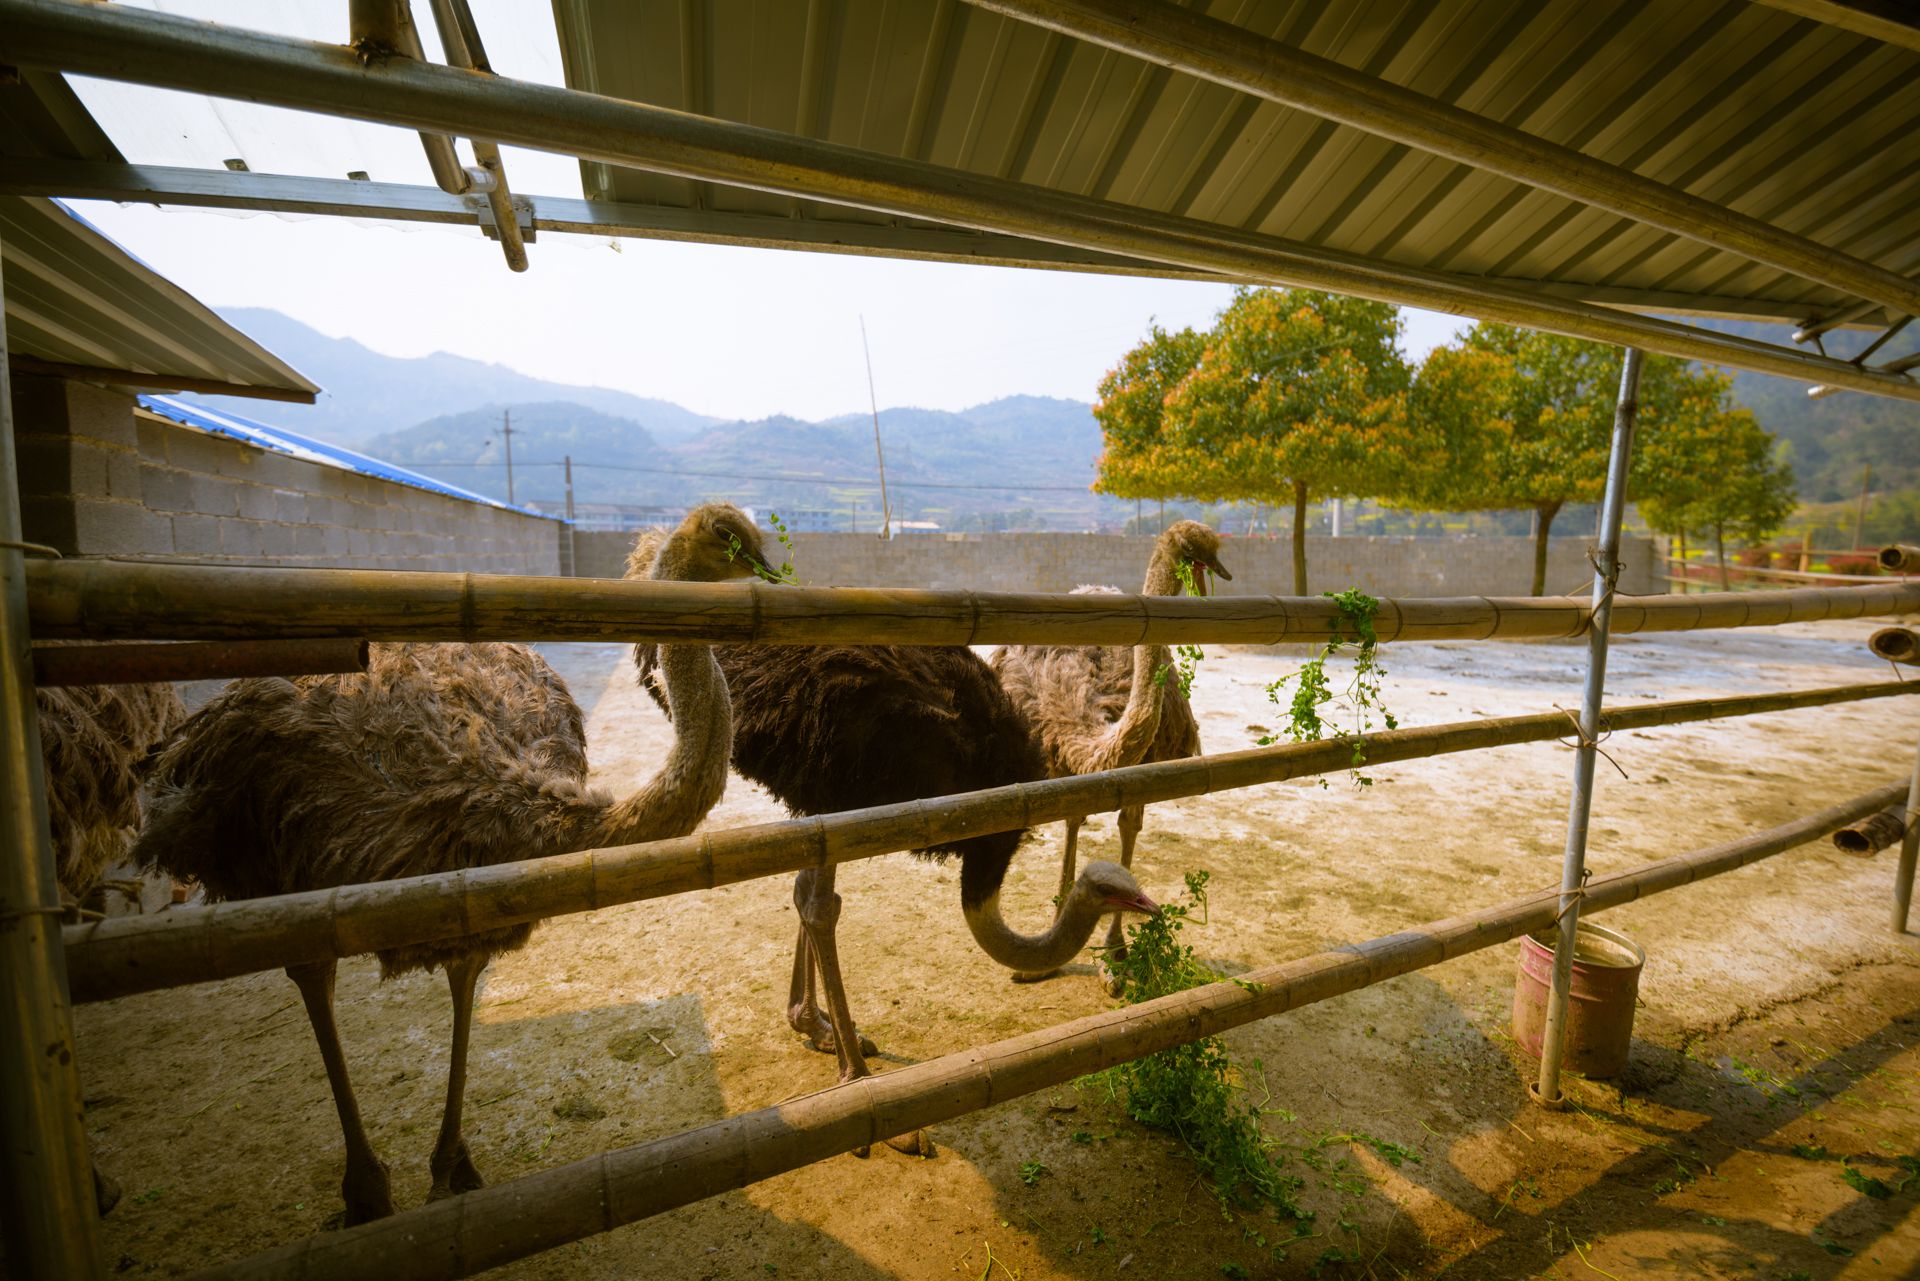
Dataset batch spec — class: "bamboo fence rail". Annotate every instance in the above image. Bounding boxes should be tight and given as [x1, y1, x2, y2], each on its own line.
[1658, 556, 1891, 586]
[25, 560, 1920, 648]
[1833, 804, 1908, 856]
[65, 678, 1920, 1005]
[30, 638, 367, 687]
[1882, 545, 1920, 574]
[1870, 628, 1919, 665]
[186, 779, 1907, 1281]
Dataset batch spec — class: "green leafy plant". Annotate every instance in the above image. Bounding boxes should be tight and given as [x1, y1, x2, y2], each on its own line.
[724, 511, 799, 585]
[1257, 589, 1398, 786]
[1840, 1159, 1893, 1199]
[1018, 1160, 1048, 1187]
[1155, 558, 1207, 698]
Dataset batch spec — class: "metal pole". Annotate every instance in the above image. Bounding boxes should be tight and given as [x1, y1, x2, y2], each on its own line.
[1534, 347, 1643, 1108]
[5, 0, 1920, 404]
[1895, 732, 1920, 934]
[859, 317, 891, 540]
[0, 235, 106, 1276]
[500, 408, 514, 506]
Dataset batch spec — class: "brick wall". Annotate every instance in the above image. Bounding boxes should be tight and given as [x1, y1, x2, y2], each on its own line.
[573, 528, 1654, 598]
[13, 375, 561, 574]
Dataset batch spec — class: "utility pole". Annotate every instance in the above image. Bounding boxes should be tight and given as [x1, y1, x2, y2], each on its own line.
[497, 409, 516, 506]
[860, 317, 891, 539]
[563, 454, 576, 577]
[1852, 463, 1872, 550]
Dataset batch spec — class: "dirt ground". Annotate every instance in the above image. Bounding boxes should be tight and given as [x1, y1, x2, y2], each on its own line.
[75, 618, 1920, 1279]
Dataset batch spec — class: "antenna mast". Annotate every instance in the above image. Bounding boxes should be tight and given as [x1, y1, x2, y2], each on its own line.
[860, 316, 892, 539]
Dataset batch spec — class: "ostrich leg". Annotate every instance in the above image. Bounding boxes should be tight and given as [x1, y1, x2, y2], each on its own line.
[427, 953, 487, 1200]
[1011, 816, 1083, 984]
[787, 917, 874, 1056]
[287, 960, 395, 1224]
[1097, 804, 1147, 997]
[792, 867, 932, 1157]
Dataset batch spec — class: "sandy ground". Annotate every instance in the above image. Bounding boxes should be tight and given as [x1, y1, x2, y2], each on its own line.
[73, 619, 1920, 1279]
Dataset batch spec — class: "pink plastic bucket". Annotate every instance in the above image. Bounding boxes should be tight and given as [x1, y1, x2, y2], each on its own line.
[1511, 921, 1645, 1080]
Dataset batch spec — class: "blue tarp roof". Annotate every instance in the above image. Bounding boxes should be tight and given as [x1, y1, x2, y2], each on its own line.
[138, 395, 561, 522]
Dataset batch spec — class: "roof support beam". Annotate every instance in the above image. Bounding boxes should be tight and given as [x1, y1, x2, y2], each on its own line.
[963, 0, 1920, 319]
[1750, 0, 1920, 54]
[2, 0, 1916, 401]
[8, 354, 320, 403]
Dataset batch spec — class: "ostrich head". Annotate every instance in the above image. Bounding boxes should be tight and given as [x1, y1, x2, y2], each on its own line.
[1158, 520, 1233, 595]
[1074, 858, 1161, 917]
[647, 502, 777, 584]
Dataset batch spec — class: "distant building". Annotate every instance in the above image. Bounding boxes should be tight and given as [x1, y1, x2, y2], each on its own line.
[528, 501, 685, 531]
[887, 519, 942, 536]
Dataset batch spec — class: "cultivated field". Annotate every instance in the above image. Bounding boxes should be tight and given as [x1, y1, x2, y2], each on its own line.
[79, 621, 1920, 1278]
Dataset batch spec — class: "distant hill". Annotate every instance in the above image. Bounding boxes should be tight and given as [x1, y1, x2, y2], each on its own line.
[362, 402, 672, 505]
[1696, 317, 1919, 504]
[190, 308, 721, 447]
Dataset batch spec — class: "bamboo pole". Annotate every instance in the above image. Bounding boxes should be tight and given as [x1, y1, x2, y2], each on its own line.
[1869, 628, 1919, 665]
[63, 678, 1920, 1005]
[31, 638, 368, 687]
[964, 0, 1920, 318]
[1896, 735, 1920, 934]
[25, 559, 1920, 648]
[185, 780, 1907, 1281]
[6, 0, 1920, 403]
[0, 237, 104, 1276]
[1880, 544, 1920, 574]
[1832, 804, 1906, 856]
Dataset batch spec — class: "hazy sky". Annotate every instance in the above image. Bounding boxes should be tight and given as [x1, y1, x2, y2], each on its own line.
[67, 0, 1470, 424]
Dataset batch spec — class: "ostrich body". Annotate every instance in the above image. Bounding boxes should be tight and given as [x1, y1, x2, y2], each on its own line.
[990, 521, 1231, 990]
[35, 669, 186, 1216]
[135, 504, 763, 1223]
[633, 592, 1158, 1154]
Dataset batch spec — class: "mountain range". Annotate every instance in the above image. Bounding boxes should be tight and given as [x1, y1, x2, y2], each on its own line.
[193, 309, 1117, 528]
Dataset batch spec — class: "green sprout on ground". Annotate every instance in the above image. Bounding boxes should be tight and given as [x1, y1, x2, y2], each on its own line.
[1257, 588, 1397, 787]
[724, 511, 799, 585]
[1155, 558, 1207, 699]
[1079, 871, 1419, 1268]
[1018, 1160, 1049, 1187]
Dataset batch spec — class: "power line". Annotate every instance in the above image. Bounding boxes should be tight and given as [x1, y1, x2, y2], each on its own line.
[402, 458, 1091, 493]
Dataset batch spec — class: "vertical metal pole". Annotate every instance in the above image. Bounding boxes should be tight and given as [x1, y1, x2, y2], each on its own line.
[500, 408, 515, 506]
[563, 454, 576, 577]
[1893, 732, 1920, 934]
[0, 240, 107, 1275]
[1534, 347, 1643, 1107]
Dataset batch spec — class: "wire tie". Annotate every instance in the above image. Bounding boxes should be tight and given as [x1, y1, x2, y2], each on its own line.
[1552, 704, 1629, 780]
[0, 539, 62, 558]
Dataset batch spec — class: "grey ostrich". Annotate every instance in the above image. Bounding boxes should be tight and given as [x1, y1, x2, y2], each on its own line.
[134, 503, 764, 1224]
[631, 547, 1160, 1155]
[991, 520, 1231, 991]
[35, 667, 187, 1215]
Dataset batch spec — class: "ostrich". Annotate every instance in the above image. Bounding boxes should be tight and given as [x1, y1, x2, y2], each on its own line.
[34, 667, 187, 1215]
[134, 503, 764, 1224]
[632, 554, 1160, 1156]
[990, 521, 1231, 992]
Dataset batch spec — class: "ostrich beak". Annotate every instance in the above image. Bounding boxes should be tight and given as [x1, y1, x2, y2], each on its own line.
[1105, 891, 1160, 916]
[1206, 557, 1233, 583]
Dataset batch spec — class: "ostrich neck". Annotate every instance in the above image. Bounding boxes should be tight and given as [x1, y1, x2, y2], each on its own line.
[1072, 543, 1189, 775]
[963, 886, 1114, 973]
[584, 642, 731, 847]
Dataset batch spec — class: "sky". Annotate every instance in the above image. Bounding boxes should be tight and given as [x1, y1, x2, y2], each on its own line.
[64, 0, 1470, 424]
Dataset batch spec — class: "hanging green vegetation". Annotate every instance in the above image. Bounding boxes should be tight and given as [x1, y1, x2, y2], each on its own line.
[1257, 589, 1398, 786]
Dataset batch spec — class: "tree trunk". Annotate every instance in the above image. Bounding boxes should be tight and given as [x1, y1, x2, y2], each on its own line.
[1291, 480, 1309, 596]
[1530, 501, 1563, 597]
[1715, 523, 1731, 591]
[1677, 530, 1687, 595]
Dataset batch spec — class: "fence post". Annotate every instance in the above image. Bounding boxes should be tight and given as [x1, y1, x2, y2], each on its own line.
[1895, 732, 1920, 935]
[0, 239, 107, 1275]
[1534, 347, 1643, 1108]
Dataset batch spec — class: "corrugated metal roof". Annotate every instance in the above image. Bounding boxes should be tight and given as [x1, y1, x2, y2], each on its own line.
[0, 196, 319, 400]
[553, 0, 1920, 326]
[137, 393, 562, 520]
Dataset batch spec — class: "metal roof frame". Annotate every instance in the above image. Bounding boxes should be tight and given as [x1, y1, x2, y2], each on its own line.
[0, 0, 1914, 402]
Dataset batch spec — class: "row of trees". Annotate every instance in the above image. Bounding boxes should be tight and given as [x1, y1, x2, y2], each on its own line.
[1094, 289, 1795, 595]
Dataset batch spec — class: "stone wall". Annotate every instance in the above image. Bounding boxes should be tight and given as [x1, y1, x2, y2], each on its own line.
[573, 527, 1654, 599]
[12, 375, 562, 574]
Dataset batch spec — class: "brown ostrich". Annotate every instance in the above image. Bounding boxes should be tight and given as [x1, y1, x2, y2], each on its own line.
[134, 503, 764, 1224]
[633, 552, 1160, 1156]
[34, 667, 187, 1215]
[990, 521, 1231, 992]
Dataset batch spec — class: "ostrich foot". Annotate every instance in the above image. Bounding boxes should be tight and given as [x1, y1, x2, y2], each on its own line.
[428, 1137, 485, 1201]
[1097, 948, 1129, 999]
[886, 1129, 936, 1157]
[1009, 966, 1062, 984]
[92, 1161, 122, 1217]
[339, 1158, 396, 1226]
[788, 1003, 876, 1057]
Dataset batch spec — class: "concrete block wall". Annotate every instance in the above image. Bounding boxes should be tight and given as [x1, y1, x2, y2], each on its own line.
[573, 528, 1654, 599]
[13, 374, 561, 575]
